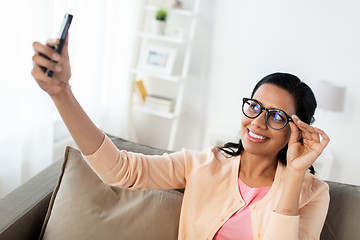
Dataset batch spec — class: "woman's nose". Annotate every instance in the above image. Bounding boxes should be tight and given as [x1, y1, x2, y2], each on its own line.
[251, 111, 267, 129]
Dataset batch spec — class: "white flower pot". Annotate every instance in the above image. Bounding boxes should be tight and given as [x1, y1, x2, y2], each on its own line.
[152, 19, 166, 35]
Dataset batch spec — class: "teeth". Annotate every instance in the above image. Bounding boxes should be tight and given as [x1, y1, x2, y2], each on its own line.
[249, 130, 266, 140]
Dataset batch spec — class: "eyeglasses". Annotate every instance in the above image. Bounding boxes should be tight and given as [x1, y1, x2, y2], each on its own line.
[242, 98, 293, 130]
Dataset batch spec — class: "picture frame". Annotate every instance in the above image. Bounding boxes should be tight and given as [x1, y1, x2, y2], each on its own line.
[137, 45, 177, 74]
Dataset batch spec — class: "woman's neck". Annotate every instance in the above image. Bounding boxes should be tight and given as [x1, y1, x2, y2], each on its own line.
[239, 151, 278, 187]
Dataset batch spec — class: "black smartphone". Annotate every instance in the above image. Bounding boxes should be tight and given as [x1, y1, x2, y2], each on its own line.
[45, 13, 73, 77]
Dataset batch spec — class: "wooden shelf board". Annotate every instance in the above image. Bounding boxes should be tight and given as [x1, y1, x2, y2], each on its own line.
[129, 68, 181, 82]
[136, 32, 185, 44]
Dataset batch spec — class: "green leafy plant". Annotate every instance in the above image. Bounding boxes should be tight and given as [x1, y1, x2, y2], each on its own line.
[155, 8, 167, 21]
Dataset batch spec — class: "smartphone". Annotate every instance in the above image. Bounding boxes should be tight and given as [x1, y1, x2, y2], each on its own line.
[45, 13, 73, 77]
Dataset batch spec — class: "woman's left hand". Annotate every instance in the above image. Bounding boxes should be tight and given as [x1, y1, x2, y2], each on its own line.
[286, 115, 330, 174]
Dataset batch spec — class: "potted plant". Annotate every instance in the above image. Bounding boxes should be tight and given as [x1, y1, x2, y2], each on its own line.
[152, 8, 167, 35]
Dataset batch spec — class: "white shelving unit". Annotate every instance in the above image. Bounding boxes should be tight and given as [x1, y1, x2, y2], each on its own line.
[128, 0, 201, 150]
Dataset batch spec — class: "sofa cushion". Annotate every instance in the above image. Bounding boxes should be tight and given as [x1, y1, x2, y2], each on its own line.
[320, 181, 360, 240]
[39, 141, 183, 240]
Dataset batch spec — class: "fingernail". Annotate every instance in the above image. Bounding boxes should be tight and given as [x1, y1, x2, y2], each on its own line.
[52, 53, 60, 61]
[55, 65, 62, 72]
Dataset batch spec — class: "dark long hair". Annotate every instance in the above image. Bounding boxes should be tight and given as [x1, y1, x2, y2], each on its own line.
[218, 72, 317, 174]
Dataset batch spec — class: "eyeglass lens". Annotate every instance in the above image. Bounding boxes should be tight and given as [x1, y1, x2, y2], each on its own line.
[243, 99, 288, 129]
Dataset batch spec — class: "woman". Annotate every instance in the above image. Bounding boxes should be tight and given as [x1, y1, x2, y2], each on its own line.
[32, 38, 330, 240]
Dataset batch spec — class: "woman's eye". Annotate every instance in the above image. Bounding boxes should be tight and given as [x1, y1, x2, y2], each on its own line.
[272, 112, 285, 122]
[250, 103, 260, 112]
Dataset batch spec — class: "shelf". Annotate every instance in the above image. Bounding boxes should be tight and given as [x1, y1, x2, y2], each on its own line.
[129, 68, 182, 82]
[144, 5, 194, 17]
[130, 0, 200, 150]
[133, 105, 177, 119]
[136, 31, 185, 44]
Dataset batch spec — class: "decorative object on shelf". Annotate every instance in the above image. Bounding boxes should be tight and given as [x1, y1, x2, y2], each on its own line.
[153, 8, 167, 35]
[134, 80, 147, 103]
[145, 95, 175, 112]
[137, 45, 177, 74]
[171, 0, 184, 9]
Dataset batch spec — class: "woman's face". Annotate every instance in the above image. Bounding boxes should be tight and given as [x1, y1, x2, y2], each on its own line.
[240, 83, 297, 158]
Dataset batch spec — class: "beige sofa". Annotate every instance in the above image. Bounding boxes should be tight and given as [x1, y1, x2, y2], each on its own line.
[0, 134, 359, 240]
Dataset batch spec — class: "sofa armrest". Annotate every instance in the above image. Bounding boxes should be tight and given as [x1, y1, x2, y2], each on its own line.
[0, 160, 63, 240]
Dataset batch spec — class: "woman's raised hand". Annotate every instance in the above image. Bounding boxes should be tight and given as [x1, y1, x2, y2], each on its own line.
[31, 37, 71, 96]
[286, 115, 330, 174]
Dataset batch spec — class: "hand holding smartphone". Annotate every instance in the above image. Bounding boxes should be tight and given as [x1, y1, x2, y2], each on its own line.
[45, 13, 73, 77]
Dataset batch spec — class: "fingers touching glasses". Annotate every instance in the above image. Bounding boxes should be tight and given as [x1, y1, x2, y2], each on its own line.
[291, 115, 330, 149]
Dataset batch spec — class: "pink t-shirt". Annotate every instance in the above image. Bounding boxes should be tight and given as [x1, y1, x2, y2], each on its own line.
[213, 178, 271, 240]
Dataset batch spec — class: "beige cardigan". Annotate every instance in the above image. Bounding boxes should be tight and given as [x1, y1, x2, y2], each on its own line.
[84, 135, 329, 240]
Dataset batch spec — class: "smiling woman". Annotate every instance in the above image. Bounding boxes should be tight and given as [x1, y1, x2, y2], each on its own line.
[220, 73, 318, 173]
[0, 1, 137, 198]
[215, 72, 329, 239]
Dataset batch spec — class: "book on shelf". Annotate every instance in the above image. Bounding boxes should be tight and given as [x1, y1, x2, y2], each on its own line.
[146, 95, 175, 106]
[145, 94, 175, 112]
[134, 80, 147, 103]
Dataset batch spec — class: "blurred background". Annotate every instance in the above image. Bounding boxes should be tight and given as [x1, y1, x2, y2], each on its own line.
[0, 0, 359, 198]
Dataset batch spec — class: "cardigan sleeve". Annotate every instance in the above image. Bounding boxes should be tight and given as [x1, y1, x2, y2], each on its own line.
[298, 180, 330, 239]
[262, 179, 330, 240]
[82, 134, 191, 190]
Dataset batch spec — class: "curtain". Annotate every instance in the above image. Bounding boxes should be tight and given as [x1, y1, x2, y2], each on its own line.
[0, 0, 138, 198]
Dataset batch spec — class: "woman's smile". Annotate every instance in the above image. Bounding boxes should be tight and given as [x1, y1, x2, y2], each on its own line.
[247, 128, 269, 143]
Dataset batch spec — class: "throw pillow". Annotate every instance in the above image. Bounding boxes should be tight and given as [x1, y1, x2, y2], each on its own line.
[39, 146, 183, 240]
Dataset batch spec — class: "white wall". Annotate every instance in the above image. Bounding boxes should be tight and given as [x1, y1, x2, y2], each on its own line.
[203, 0, 360, 185]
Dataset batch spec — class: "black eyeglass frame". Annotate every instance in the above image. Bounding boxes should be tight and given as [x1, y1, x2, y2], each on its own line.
[242, 98, 293, 130]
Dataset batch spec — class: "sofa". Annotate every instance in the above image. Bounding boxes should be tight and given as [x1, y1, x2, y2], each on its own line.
[0, 135, 359, 240]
